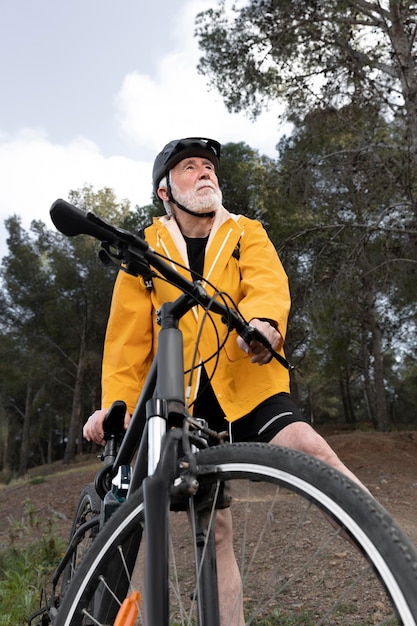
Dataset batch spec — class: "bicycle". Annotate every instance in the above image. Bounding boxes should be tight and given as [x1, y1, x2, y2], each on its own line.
[28, 198, 417, 626]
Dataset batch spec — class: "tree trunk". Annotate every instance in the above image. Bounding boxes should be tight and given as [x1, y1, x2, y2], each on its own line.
[0, 404, 10, 474]
[361, 326, 378, 428]
[18, 382, 32, 476]
[339, 373, 356, 425]
[388, 1, 417, 165]
[289, 368, 301, 407]
[368, 312, 390, 431]
[362, 275, 390, 431]
[47, 429, 53, 465]
[63, 329, 87, 465]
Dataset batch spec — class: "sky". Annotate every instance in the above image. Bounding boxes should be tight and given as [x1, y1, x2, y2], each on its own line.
[0, 0, 288, 258]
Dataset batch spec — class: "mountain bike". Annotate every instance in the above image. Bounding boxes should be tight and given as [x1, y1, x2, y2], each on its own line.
[28, 199, 417, 626]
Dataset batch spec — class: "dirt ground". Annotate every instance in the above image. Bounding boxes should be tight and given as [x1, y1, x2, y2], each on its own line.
[1, 428, 417, 554]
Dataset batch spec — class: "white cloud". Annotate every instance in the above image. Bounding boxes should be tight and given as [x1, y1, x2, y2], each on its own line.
[0, 130, 152, 256]
[115, 0, 286, 158]
[0, 0, 289, 258]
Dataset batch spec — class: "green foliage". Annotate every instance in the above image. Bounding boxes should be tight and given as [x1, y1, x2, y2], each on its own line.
[214, 128, 417, 430]
[0, 498, 65, 624]
[0, 186, 157, 472]
[274, 104, 417, 429]
[219, 142, 281, 225]
[195, 1, 417, 129]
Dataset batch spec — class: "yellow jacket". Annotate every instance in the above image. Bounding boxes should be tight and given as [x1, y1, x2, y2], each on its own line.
[102, 207, 291, 421]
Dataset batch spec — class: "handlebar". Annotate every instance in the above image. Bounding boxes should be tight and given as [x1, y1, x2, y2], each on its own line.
[50, 199, 291, 370]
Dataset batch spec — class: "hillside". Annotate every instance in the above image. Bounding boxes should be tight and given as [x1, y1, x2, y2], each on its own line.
[1, 430, 417, 549]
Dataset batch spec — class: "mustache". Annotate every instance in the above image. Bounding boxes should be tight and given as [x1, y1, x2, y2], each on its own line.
[195, 181, 217, 191]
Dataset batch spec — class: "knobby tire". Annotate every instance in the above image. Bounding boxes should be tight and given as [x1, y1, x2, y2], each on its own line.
[54, 442, 417, 626]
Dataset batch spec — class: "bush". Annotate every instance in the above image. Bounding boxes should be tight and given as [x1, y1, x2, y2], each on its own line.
[0, 499, 65, 624]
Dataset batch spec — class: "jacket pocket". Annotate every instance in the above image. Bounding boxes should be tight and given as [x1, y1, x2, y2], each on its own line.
[224, 330, 248, 362]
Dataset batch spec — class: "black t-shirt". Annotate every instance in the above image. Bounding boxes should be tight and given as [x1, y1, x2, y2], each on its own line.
[183, 235, 208, 281]
[183, 235, 225, 424]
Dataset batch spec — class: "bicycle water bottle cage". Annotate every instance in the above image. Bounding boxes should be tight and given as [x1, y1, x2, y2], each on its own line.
[111, 464, 132, 501]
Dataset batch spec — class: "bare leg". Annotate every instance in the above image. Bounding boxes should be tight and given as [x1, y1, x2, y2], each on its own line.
[214, 421, 370, 625]
[215, 508, 245, 626]
[269, 421, 370, 492]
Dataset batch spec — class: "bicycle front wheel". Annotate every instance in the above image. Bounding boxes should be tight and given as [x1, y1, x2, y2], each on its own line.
[54, 442, 417, 625]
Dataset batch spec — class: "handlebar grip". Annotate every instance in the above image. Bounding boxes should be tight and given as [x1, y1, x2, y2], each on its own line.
[50, 199, 116, 241]
[50, 199, 150, 255]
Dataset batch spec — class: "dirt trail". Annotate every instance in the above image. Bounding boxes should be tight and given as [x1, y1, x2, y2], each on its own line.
[1, 431, 417, 547]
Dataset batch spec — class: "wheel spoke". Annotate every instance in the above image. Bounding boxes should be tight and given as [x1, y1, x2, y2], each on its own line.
[53, 444, 417, 626]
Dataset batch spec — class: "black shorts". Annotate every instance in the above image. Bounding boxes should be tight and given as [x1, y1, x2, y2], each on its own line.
[194, 387, 308, 444]
[230, 393, 308, 443]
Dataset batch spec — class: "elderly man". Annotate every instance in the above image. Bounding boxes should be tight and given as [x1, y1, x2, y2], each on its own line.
[84, 137, 366, 625]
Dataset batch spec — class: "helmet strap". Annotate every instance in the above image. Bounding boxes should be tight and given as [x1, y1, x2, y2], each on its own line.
[167, 176, 215, 219]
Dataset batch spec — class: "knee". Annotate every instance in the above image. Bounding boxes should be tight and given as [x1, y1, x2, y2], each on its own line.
[271, 422, 339, 465]
[271, 422, 368, 491]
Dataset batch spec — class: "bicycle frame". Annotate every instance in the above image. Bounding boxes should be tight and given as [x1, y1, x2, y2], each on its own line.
[134, 293, 222, 625]
[44, 199, 290, 625]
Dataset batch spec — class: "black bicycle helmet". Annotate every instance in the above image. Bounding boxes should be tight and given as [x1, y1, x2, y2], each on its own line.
[152, 137, 221, 197]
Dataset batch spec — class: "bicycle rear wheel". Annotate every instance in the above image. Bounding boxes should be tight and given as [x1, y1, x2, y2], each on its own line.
[60, 483, 101, 598]
[54, 442, 417, 625]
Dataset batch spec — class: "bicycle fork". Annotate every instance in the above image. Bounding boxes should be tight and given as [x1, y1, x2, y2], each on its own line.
[190, 498, 221, 626]
[142, 426, 220, 626]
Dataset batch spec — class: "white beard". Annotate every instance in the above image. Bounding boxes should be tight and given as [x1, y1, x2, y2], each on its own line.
[171, 181, 223, 213]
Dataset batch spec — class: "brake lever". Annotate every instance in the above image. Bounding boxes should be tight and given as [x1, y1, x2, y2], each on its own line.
[239, 322, 293, 371]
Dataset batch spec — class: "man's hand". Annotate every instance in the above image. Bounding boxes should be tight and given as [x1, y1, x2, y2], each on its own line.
[83, 408, 131, 446]
[237, 318, 282, 365]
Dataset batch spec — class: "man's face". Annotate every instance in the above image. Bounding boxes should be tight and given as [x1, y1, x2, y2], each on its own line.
[169, 156, 222, 213]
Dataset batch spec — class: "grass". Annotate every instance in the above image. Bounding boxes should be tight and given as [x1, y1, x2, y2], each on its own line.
[251, 610, 316, 625]
[0, 498, 65, 625]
